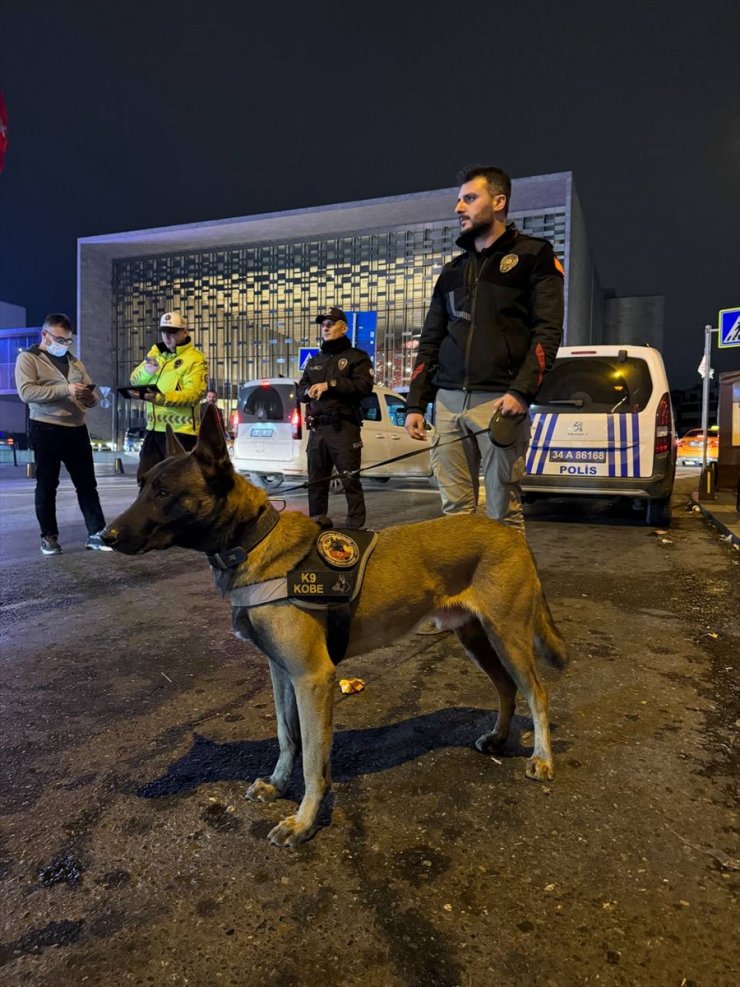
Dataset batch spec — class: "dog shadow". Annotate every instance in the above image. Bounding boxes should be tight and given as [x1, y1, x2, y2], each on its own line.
[138, 706, 565, 803]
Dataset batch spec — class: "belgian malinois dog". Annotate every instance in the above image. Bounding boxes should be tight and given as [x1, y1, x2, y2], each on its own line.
[103, 407, 567, 847]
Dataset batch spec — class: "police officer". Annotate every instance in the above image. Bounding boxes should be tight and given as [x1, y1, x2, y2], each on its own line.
[298, 307, 373, 529]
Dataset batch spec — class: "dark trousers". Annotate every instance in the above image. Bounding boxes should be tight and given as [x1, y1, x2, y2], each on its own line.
[29, 422, 106, 538]
[307, 421, 365, 528]
[137, 429, 198, 485]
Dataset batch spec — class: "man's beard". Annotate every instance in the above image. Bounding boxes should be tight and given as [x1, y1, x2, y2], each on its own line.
[461, 210, 495, 238]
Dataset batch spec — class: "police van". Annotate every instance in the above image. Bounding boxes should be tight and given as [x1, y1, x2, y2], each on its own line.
[231, 378, 434, 489]
[523, 345, 676, 526]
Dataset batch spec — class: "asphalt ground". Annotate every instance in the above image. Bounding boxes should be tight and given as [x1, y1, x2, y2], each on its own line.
[0, 468, 737, 986]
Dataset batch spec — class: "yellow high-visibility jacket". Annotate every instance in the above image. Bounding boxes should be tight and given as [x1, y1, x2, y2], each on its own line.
[130, 338, 208, 435]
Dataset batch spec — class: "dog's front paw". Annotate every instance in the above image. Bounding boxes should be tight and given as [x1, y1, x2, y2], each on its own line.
[245, 778, 280, 803]
[268, 815, 316, 848]
[525, 756, 554, 782]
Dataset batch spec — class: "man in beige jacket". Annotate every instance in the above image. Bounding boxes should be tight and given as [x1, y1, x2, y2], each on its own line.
[15, 313, 112, 555]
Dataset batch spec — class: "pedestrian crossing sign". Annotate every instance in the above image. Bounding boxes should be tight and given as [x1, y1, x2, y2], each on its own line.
[718, 307, 740, 348]
[299, 347, 320, 370]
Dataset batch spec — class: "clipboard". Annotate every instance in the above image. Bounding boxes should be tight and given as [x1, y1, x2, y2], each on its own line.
[117, 385, 161, 399]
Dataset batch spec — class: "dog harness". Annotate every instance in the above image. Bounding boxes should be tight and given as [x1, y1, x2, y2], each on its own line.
[229, 528, 378, 664]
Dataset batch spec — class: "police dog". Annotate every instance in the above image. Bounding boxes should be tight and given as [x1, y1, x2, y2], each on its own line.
[103, 407, 567, 847]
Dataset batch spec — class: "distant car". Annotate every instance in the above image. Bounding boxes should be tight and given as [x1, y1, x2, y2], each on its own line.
[124, 427, 146, 453]
[231, 378, 434, 488]
[522, 344, 677, 526]
[676, 428, 718, 466]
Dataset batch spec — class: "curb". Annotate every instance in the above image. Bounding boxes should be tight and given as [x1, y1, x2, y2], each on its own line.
[691, 490, 740, 548]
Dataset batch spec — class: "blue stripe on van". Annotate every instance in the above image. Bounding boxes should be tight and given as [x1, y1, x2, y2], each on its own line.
[535, 413, 559, 474]
[620, 414, 628, 477]
[526, 413, 545, 473]
[607, 415, 616, 476]
[632, 413, 641, 476]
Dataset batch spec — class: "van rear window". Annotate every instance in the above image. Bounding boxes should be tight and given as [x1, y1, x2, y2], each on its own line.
[239, 384, 297, 423]
[533, 357, 654, 413]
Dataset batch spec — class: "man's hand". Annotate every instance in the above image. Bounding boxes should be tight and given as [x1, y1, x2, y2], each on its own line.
[68, 382, 90, 401]
[140, 389, 158, 403]
[492, 393, 528, 417]
[405, 412, 427, 440]
[144, 358, 159, 373]
[307, 382, 329, 399]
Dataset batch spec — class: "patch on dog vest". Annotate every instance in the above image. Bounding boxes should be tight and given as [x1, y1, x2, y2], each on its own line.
[288, 529, 377, 606]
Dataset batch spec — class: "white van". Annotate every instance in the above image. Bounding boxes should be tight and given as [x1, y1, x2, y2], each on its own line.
[232, 378, 434, 488]
[523, 345, 676, 525]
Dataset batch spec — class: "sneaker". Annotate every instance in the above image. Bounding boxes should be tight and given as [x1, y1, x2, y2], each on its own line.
[40, 535, 62, 555]
[85, 531, 113, 552]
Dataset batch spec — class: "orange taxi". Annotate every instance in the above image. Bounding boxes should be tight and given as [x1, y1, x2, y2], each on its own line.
[676, 428, 718, 466]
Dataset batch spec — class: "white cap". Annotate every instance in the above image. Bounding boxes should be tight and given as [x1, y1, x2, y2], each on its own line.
[160, 312, 186, 331]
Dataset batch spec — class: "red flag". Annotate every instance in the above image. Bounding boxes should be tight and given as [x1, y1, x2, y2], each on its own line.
[0, 91, 8, 174]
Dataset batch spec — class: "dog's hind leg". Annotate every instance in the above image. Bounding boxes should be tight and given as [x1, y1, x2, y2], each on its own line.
[486, 624, 554, 782]
[245, 658, 301, 804]
[455, 619, 517, 755]
[268, 656, 336, 849]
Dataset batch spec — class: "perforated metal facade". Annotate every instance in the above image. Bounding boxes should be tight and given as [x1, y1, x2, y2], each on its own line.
[112, 208, 567, 398]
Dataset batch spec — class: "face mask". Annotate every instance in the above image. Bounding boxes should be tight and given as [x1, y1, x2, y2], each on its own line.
[46, 342, 70, 358]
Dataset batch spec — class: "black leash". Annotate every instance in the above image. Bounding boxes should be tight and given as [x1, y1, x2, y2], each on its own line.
[272, 425, 493, 496]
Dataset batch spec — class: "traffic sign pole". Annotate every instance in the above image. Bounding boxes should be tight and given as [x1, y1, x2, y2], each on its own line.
[701, 325, 712, 470]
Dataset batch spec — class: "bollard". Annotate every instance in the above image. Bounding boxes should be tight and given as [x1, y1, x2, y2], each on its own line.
[114, 457, 125, 474]
[698, 462, 716, 501]
[26, 462, 36, 479]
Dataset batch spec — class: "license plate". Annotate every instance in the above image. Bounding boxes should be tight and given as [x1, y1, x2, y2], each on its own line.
[249, 427, 273, 437]
[548, 448, 607, 463]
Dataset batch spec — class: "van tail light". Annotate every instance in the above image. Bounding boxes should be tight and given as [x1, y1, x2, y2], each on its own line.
[291, 406, 302, 440]
[654, 393, 672, 455]
[229, 410, 242, 436]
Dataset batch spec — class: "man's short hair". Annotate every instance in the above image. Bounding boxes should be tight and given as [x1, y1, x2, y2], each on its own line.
[457, 165, 511, 214]
[42, 313, 73, 334]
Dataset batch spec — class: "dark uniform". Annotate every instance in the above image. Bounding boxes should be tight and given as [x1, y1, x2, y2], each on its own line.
[298, 333, 373, 529]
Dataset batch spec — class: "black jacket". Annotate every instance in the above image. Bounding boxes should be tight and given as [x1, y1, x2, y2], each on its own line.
[406, 224, 564, 412]
[297, 336, 374, 423]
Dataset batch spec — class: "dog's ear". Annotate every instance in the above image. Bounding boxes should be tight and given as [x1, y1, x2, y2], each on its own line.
[194, 403, 231, 471]
[165, 425, 187, 457]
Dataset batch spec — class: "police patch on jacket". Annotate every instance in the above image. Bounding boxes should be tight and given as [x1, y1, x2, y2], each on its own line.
[338, 358, 348, 370]
[500, 254, 519, 273]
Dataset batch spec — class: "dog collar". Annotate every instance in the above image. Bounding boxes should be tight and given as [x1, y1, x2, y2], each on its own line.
[206, 504, 280, 570]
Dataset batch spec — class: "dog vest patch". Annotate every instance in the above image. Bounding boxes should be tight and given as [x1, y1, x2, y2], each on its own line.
[287, 529, 377, 606]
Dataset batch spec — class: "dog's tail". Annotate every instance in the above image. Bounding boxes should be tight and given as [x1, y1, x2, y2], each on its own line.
[534, 592, 568, 670]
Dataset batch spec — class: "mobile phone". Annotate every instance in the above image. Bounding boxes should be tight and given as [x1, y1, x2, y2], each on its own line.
[85, 383, 96, 390]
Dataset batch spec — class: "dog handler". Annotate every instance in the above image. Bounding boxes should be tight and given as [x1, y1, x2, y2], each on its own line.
[298, 307, 373, 529]
[129, 311, 208, 485]
[405, 165, 564, 532]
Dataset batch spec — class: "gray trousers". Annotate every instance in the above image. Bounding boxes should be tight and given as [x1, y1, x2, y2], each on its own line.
[431, 389, 531, 531]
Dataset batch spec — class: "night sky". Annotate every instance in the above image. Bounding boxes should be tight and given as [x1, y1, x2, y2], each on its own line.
[1, 0, 738, 388]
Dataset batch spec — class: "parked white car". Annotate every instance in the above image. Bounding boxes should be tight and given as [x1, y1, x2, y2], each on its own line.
[232, 378, 434, 488]
[523, 344, 677, 525]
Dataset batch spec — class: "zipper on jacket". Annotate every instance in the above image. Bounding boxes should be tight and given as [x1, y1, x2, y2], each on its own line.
[462, 253, 494, 391]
